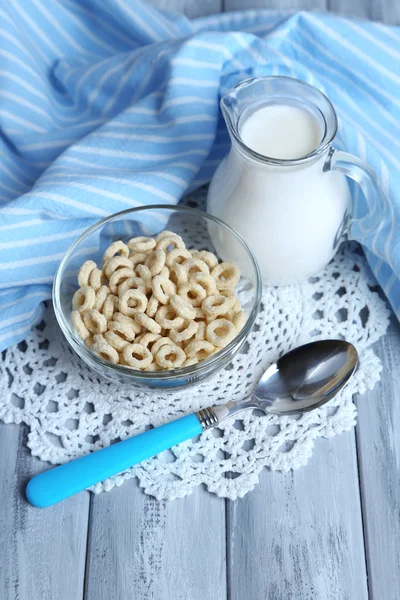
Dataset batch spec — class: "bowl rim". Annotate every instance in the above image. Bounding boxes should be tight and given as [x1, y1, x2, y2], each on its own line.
[53, 204, 262, 381]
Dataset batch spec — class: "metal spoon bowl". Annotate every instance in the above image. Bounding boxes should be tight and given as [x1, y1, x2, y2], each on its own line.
[26, 339, 358, 508]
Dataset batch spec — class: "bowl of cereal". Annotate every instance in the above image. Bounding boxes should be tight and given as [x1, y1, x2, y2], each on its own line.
[53, 205, 262, 389]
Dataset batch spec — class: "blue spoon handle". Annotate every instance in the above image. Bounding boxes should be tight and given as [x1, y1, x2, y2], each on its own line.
[26, 413, 203, 508]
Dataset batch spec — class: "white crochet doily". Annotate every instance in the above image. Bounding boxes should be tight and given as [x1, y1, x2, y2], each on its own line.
[0, 238, 390, 500]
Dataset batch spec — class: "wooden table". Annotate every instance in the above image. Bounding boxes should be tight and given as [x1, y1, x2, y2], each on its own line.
[1, 2, 400, 599]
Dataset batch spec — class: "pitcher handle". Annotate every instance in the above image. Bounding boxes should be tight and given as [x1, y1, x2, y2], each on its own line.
[324, 147, 385, 236]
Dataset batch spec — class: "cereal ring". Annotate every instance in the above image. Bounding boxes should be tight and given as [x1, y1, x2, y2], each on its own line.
[202, 294, 236, 316]
[72, 286, 95, 313]
[151, 336, 175, 357]
[155, 305, 184, 329]
[145, 249, 166, 276]
[104, 331, 129, 352]
[89, 268, 104, 292]
[94, 285, 110, 312]
[84, 335, 94, 348]
[151, 275, 176, 305]
[155, 344, 186, 369]
[178, 282, 207, 307]
[182, 258, 210, 278]
[78, 260, 97, 287]
[71, 310, 90, 340]
[91, 341, 119, 364]
[170, 263, 188, 286]
[165, 248, 192, 267]
[156, 233, 185, 252]
[112, 312, 142, 334]
[102, 241, 129, 264]
[83, 309, 107, 334]
[184, 356, 199, 367]
[128, 236, 156, 253]
[185, 340, 215, 360]
[102, 294, 118, 321]
[135, 264, 152, 292]
[119, 289, 148, 316]
[233, 311, 248, 331]
[206, 318, 236, 347]
[118, 276, 146, 298]
[139, 333, 161, 348]
[93, 333, 107, 344]
[144, 361, 159, 371]
[103, 256, 133, 280]
[160, 266, 170, 279]
[123, 343, 153, 369]
[146, 294, 159, 318]
[156, 230, 176, 242]
[109, 267, 135, 294]
[190, 272, 217, 296]
[211, 261, 240, 290]
[169, 294, 196, 320]
[134, 312, 161, 334]
[195, 251, 218, 269]
[129, 252, 148, 269]
[169, 320, 199, 343]
[193, 307, 206, 320]
[108, 320, 137, 341]
[194, 321, 206, 341]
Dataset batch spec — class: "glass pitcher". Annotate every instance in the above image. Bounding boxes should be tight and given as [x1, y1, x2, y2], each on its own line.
[207, 76, 384, 285]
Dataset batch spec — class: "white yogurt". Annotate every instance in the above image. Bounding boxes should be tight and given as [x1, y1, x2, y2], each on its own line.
[207, 103, 351, 285]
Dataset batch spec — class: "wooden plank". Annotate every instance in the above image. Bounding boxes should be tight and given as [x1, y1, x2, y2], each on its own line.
[225, 0, 327, 11]
[0, 423, 89, 600]
[84, 477, 226, 600]
[356, 319, 400, 600]
[147, 0, 222, 19]
[227, 430, 368, 600]
[328, 0, 400, 24]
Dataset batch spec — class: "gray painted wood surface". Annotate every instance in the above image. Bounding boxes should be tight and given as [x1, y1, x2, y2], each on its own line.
[2, 1, 400, 599]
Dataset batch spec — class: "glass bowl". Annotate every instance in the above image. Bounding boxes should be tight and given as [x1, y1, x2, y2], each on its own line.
[53, 205, 262, 389]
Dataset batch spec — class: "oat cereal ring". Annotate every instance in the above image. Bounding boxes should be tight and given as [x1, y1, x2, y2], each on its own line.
[182, 258, 210, 278]
[234, 311, 248, 331]
[169, 294, 196, 320]
[193, 307, 206, 320]
[103, 256, 133, 280]
[139, 333, 161, 348]
[195, 321, 206, 341]
[156, 233, 184, 252]
[129, 252, 148, 269]
[206, 318, 236, 347]
[72, 285, 96, 313]
[184, 356, 199, 367]
[78, 260, 97, 287]
[190, 272, 217, 295]
[104, 331, 130, 352]
[109, 267, 135, 294]
[178, 281, 207, 307]
[146, 294, 159, 318]
[89, 268, 104, 292]
[93, 333, 107, 344]
[94, 285, 110, 312]
[102, 241, 129, 264]
[72, 310, 90, 340]
[170, 263, 188, 286]
[134, 312, 162, 334]
[144, 361, 159, 371]
[151, 336, 175, 357]
[112, 312, 142, 334]
[135, 264, 152, 292]
[202, 294, 236, 316]
[119, 289, 148, 316]
[108, 320, 136, 341]
[169, 320, 199, 343]
[160, 266, 170, 279]
[155, 305, 185, 329]
[152, 275, 176, 305]
[155, 344, 186, 369]
[211, 261, 240, 290]
[145, 249, 166, 276]
[83, 309, 108, 334]
[91, 341, 119, 364]
[123, 343, 153, 369]
[101, 294, 118, 321]
[185, 340, 215, 360]
[195, 251, 218, 269]
[128, 236, 156, 253]
[118, 276, 146, 298]
[85, 335, 94, 348]
[165, 248, 192, 267]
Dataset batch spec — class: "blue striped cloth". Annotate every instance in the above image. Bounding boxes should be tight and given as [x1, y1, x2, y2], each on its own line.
[0, 1, 399, 351]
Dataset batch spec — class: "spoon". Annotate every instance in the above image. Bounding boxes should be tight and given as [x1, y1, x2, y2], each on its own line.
[26, 339, 358, 508]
